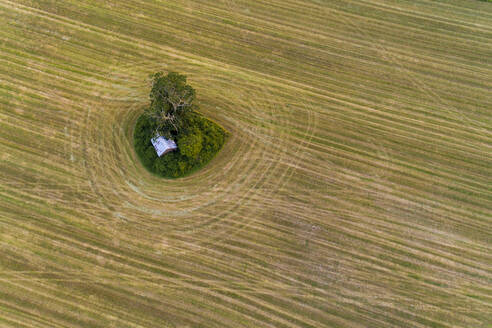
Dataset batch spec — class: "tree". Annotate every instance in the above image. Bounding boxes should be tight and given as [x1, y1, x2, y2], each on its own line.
[145, 72, 196, 136]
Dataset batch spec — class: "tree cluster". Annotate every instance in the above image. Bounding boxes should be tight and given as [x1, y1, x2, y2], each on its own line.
[134, 72, 227, 178]
[134, 112, 226, 178]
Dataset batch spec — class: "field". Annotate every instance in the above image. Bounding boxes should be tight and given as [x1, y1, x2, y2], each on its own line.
[0, 0, 491, 327]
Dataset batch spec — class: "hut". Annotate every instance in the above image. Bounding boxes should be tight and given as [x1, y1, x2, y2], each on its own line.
[151, 135, 177, 157]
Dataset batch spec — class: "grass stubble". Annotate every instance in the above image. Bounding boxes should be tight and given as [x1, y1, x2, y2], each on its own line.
[0, 0, 491, 327]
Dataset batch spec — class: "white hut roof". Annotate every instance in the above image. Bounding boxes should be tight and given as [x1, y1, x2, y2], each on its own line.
[151, 135, 177, 157]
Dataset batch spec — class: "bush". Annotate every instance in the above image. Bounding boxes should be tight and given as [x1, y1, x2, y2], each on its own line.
[133, 112, 227, 178]
[178, 128, 203, 159]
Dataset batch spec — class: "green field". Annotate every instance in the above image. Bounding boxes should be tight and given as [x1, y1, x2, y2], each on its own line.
[0, 0, 491, 327]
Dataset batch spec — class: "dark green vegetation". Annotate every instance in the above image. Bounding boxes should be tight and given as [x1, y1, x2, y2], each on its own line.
[146, 72, 196, 138]
[134, 112, 227, 178]
[134, 72, 227, 178]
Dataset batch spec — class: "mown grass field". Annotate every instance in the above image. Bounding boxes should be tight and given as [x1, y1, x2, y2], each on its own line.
[0, 0, 491, 327]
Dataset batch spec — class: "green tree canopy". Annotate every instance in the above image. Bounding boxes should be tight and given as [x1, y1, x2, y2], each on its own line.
[145, 72, 196, 136]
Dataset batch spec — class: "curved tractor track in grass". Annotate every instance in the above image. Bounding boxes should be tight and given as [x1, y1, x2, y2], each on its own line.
[80, 59, 318, 256]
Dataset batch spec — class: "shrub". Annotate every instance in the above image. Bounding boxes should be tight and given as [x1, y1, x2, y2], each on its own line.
[133, 112, 227, 178]
[178, 128, 203, 159]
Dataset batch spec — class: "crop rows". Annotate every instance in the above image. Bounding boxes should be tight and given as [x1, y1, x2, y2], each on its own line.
[0, 0, 491, 327]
